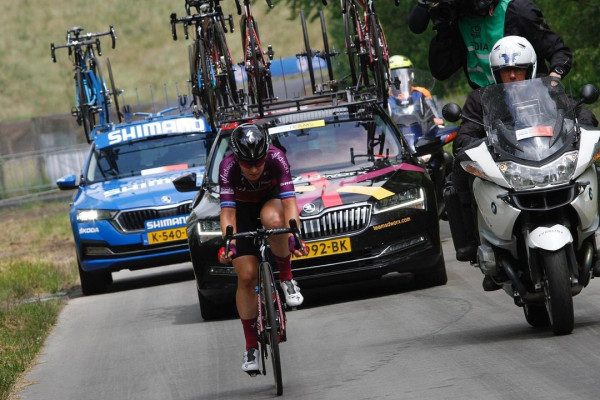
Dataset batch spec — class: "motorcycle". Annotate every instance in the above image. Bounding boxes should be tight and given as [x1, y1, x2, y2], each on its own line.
[388, 69, 457, 219]
[443, 77, 600, 335]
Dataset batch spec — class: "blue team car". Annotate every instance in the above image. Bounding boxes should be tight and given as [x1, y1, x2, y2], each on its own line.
[57, 113, 214, 295]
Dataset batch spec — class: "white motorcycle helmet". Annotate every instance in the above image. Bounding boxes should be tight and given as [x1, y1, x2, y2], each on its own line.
[489, 36, 537, 83]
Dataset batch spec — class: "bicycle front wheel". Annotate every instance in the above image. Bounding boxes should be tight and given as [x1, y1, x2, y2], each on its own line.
[260, 261, 283, 395]
[75, 68, 94, 143]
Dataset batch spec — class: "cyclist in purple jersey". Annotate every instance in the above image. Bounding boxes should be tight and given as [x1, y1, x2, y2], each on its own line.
[217, 123, 307, 375]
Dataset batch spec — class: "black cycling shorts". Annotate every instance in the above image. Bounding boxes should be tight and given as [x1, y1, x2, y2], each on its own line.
[234, 188, 279, 258]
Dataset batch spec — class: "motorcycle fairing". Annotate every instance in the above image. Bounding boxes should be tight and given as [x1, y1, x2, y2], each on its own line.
[473, 178, 520, 241]
[573, 127, 600, 178]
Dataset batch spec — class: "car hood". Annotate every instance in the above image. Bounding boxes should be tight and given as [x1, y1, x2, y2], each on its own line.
[76, 166, 205, 210]
[293, 162, 425, 216]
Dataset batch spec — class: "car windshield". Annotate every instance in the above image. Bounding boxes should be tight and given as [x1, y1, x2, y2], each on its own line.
[481, 77, 576, 162]
[208, 114, 405, 184]
[86, 133, 212, 183]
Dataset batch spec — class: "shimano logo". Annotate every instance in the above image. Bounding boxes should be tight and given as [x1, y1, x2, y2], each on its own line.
[106, 118, 206, 145]
[79, 227, 100, 234]
[145, 215, 187, 231]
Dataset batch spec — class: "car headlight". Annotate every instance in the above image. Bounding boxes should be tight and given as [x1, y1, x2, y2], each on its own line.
[373, 187, 425, 214]
[197, 219, 221, 243]
[77, 209, 117, 222]
[497, 151, 578, 190]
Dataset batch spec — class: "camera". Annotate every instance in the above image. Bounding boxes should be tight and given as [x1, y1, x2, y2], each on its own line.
[428, 0, 465, 31]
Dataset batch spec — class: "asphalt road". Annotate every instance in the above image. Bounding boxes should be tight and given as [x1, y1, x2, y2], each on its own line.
[15, 222, 600, 400]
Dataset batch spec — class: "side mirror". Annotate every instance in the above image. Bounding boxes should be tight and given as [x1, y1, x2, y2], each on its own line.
[580, 84, 599, 105]
[56, 174, 78, 190]
[442, 103, 462, 123]
[414, 137, 442, 157]
[173, 172, 199, 192]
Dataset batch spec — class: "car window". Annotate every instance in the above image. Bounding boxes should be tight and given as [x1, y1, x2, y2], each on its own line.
[207, 115, 404, 184]
[86, 133, 212, 182]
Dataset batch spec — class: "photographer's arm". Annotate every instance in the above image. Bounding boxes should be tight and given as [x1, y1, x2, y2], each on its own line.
[507, 0, 572, 79]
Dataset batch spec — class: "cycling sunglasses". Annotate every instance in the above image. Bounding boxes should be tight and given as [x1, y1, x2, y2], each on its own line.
[237, 157, 266, 169]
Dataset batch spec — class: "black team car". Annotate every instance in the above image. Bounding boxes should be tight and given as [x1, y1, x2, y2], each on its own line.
[174, 92, 447, 319]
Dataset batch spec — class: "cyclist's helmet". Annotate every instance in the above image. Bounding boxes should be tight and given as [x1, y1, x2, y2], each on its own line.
[229, 123, 269, 163]
[489, 36, 537, 83]
[389, 55, 414, 100]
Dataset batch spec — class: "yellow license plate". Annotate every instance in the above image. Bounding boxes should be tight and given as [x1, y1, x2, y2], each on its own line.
[146, 227, 187, 245]
[294, 237, 351, 260]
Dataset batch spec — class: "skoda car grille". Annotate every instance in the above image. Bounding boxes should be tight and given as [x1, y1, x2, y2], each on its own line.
[301, 204, 371, 239]
[115, 202, 192, 232]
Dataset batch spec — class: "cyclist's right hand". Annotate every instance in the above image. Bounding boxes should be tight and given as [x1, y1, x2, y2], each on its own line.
[218, 243, 237, 264]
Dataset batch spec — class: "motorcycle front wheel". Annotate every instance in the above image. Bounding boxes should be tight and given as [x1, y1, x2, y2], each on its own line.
[542, 249, 574, 335]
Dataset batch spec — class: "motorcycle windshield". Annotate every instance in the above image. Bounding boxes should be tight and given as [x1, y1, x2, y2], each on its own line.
[481, 77, 577, 162]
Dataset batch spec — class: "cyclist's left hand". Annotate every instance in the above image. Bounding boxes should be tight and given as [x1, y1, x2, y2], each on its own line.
[289, 236, 309, 257]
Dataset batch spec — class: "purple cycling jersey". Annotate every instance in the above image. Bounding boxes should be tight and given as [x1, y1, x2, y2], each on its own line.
[219, 145, 296, 208]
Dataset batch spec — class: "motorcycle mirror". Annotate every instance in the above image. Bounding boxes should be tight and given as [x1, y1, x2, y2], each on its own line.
[414, 137, 442, 157]
[442, 103, 462, 122]
[580, 84, 599, 105]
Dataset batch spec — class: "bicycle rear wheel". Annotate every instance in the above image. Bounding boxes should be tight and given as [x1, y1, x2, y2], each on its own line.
[197, 40, 218, 131]
[211, 21, 239, 108]
[368, 13, 389, 107]
[260, 261, 283, 396]
[343, 2, 368, 88]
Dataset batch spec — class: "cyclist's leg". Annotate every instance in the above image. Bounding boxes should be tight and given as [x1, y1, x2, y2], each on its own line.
[261, 198, 303, 306]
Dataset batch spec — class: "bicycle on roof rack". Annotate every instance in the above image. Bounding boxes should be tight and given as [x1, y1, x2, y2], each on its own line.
[234, 0, 276, 117]
[51, 25, 118, 143]
[341, 0, 399, 108]
[171, 0, 240, 131]
[297, 5, 340, 95]
[223, 219, 303, 396]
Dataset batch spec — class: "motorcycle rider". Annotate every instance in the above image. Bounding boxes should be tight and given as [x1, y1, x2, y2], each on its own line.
[424, 0, 572, 89]
[448, 35, 598, 290]
[388, 55, 444, 127]
[218, 123, 308, 374]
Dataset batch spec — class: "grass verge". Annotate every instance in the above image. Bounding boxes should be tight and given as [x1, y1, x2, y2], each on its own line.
[0, 201, 77, 400]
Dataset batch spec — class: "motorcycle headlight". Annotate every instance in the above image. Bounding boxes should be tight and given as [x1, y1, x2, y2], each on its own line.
[497, 151, 578, 190]
[373, 187, 425, 214]
[77, 209, 117, 222]
[197, 219, 221, 243]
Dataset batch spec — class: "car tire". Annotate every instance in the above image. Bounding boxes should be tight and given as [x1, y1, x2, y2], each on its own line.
[198, 288, 233, 321]
[413, 256, 448, 288]
[78, 260, 109, 296]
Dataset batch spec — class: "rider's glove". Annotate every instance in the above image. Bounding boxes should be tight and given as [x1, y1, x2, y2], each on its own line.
[217, 243, 237, 262]
[288, 235, 308, 255]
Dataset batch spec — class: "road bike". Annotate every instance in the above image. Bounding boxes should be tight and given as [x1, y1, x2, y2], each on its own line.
[341, 0, 398, 107]
[51, 25, 117, 143]
[234, 0, 275, 117]
[171, 0, 240, 131]
[223, 219, 303, 396]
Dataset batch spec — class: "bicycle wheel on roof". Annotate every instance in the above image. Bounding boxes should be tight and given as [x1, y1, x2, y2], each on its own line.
[368, 13, 389, 107]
